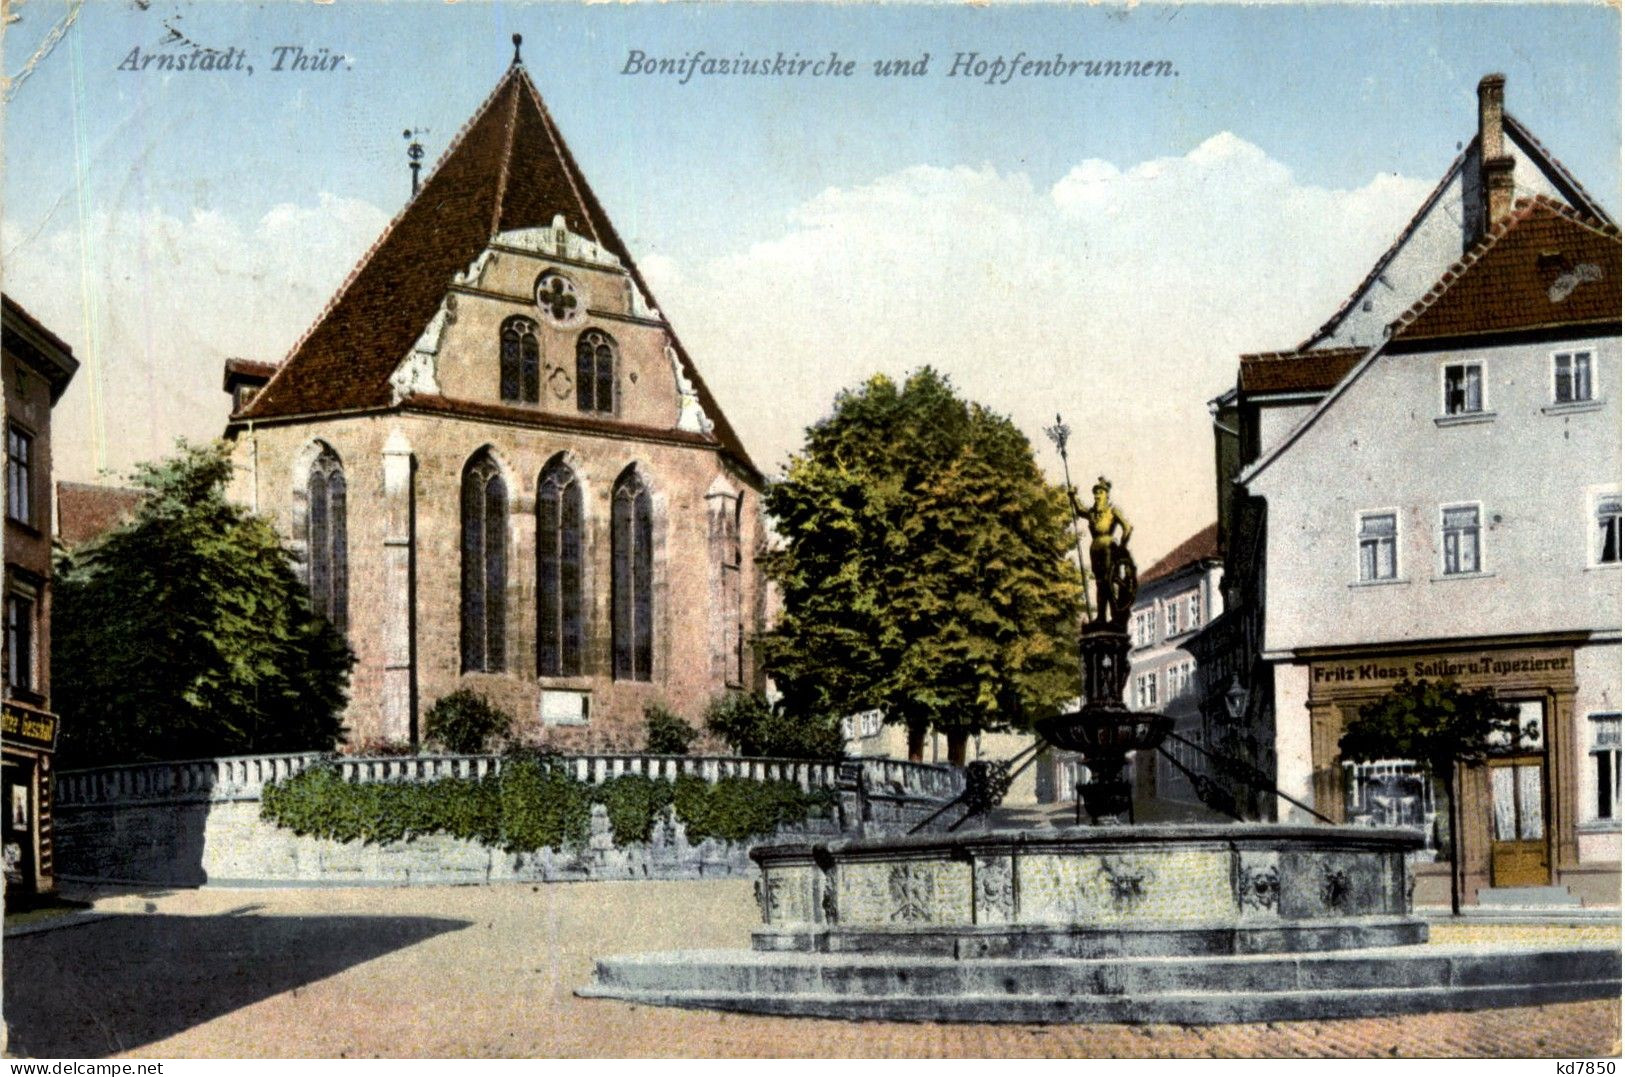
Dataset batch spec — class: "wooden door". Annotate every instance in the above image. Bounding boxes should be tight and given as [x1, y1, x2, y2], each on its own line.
[1489, 755, 1550, 886]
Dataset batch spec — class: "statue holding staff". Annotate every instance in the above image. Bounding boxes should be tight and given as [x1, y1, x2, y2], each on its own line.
[1073, 477, 1137, 628]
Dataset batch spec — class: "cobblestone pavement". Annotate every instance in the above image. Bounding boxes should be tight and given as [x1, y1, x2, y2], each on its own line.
[4, 881, 1618, 1058]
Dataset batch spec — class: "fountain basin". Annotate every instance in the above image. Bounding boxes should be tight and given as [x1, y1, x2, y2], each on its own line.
[749, 823, 1425, 957]
[583, 824, 1623, 1022]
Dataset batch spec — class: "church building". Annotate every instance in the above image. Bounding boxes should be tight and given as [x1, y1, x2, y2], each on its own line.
[223, 45, 765, 751]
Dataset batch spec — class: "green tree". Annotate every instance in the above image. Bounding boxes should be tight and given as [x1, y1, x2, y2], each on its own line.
[53, 440, 353, 767]
[761, 368, 1082, 764]
[643, 703, 699, 755]
[1338, 677, 1520, 916]
[424, 689, 513, 754]
[704, 691, 843, 760]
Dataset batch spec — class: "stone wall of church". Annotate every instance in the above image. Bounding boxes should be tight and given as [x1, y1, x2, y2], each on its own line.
[227, 410, 765, 752]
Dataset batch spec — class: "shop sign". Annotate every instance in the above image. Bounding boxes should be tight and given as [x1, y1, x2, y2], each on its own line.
[1310, 649, 1572, 694]
[1, 703, 57, 752]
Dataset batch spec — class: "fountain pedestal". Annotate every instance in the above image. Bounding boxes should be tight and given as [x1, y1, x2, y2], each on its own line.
[1035, 625, 1172, 824]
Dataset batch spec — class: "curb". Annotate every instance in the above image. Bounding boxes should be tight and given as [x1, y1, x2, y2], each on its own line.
[3, 910, 114, 939]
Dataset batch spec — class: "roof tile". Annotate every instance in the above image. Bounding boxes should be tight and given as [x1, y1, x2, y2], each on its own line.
[1391, 196, 1621, 342]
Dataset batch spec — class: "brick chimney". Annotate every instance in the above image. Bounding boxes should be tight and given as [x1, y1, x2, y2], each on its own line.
[1478, 73, 1515, 232]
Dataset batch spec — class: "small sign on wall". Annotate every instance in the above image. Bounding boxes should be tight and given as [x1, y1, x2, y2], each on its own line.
[541, 690, 590, 727]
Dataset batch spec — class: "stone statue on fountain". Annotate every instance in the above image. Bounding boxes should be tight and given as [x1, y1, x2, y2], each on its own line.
[1042, 475, 1164, 823]
[1076, 477, 1138, 628]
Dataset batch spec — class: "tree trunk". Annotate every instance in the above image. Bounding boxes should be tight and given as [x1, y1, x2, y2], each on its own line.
[1444, 770, 1461, 917]
[906, 722, 927, 763]
[946, 732, 969, 767]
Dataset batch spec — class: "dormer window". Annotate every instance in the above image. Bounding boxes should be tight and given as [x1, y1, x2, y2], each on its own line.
[500, 317, 539, 404]
[576, 330, 616, 415]
[536, 271, 583, 328]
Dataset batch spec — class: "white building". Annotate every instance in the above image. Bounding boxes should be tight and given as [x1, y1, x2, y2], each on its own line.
[1210, 75, 1620, 905]
[1123, 525, 1225, 819]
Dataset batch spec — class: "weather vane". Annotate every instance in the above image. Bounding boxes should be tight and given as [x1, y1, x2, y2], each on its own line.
[403, 128, 427, 197]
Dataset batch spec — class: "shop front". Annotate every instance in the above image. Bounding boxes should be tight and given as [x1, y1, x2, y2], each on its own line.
[1303, 641, 1618, 905]
[2, 699, 57, 903]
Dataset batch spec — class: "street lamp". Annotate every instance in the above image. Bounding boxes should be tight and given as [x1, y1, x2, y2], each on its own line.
[1224, 676, 1249, 722]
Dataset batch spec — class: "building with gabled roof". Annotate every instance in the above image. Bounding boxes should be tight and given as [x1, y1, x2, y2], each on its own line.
[2, 294, 79, 903]
[1199, 74, 1620, 907]
[223, 46, 765, 751]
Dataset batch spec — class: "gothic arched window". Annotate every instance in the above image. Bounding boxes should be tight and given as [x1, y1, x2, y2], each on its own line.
[576, 330, 616, 415]
[307, 446, 348, 634]
[612, 467, 653, 681]
[500, 317, 540, 404]
[537, 457, 584, 677]
[461, 452, 507, 672]
[709, 491, 743, 687]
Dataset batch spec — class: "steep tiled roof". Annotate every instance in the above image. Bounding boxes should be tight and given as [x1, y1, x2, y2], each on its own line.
[1391, 197, 1621, 342]
[222, 357, 278, 391]
[1297, 117, 1617, 353]
[2, 293, 80, 400]
[1140, 522, 1220, 587]
[2, 295, 73, 358]
[1238, 347, 1365, 394]
[56, 481, 145, 548]
[238, 62, 757, 479]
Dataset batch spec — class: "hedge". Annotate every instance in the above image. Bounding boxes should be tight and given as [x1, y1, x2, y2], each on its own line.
[260, 756, 834, 852]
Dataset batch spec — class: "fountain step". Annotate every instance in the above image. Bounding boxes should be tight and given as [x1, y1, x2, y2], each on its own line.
[753, 916, 1428, 958]
[581, 944, 1621, 1024]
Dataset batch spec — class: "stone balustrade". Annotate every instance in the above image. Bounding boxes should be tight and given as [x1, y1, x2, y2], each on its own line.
[52, 750, 963, 887]
[55, 751, 959, 807]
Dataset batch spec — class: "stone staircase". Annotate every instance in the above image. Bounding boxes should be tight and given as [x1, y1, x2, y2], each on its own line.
[583, 943, 1621, 1024]
[1474, 885, 1584, 907]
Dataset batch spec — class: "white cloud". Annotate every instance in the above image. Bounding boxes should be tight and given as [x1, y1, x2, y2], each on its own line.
[7, 134, 1433, 563]
[3, 193, 391, 485]
[645, 133, 1433, 560]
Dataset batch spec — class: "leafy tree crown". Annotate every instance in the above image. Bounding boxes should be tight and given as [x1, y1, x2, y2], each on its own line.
[643, 704, 699, 755]
[54, 440, 353, 766]
[424, 689, 514, 754]
[1337, 677, 1521, 776]
[761, 367, 1082, 743]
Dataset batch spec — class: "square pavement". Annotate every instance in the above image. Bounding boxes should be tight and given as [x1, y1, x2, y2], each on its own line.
[4, 880, 1619, 1058]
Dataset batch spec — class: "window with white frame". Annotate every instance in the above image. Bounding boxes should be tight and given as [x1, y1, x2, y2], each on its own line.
[1442, 361, 1485, 415]
[1164, 660, 1194, 701]
[1343, 759, 1437, 847]
[1358, 512, 1398, 582]
[1554, 351, 1595, 404]
[1594, 491, 1621, 566]
[1187, 592, 1201, 630]
[1165, 602, 1178, 638]
[1441, 504, 1482, 575]
[1135, 672, 1158, 709]
[1591, 714, 1620, 822]
[1132, 610, 1153, 649]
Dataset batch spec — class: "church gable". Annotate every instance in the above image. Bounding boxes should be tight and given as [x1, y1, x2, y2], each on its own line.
[233, 56, 755, 480]
[399, 218, 713, 436]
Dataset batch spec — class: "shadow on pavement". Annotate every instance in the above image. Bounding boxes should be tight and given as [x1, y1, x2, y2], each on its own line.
[4, 908, 470, 1057]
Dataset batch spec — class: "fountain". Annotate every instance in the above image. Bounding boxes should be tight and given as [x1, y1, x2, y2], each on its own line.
[581, 475, 1620, 1022]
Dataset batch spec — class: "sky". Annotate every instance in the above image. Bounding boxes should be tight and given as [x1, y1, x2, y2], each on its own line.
[2, 0, 1620, 563]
